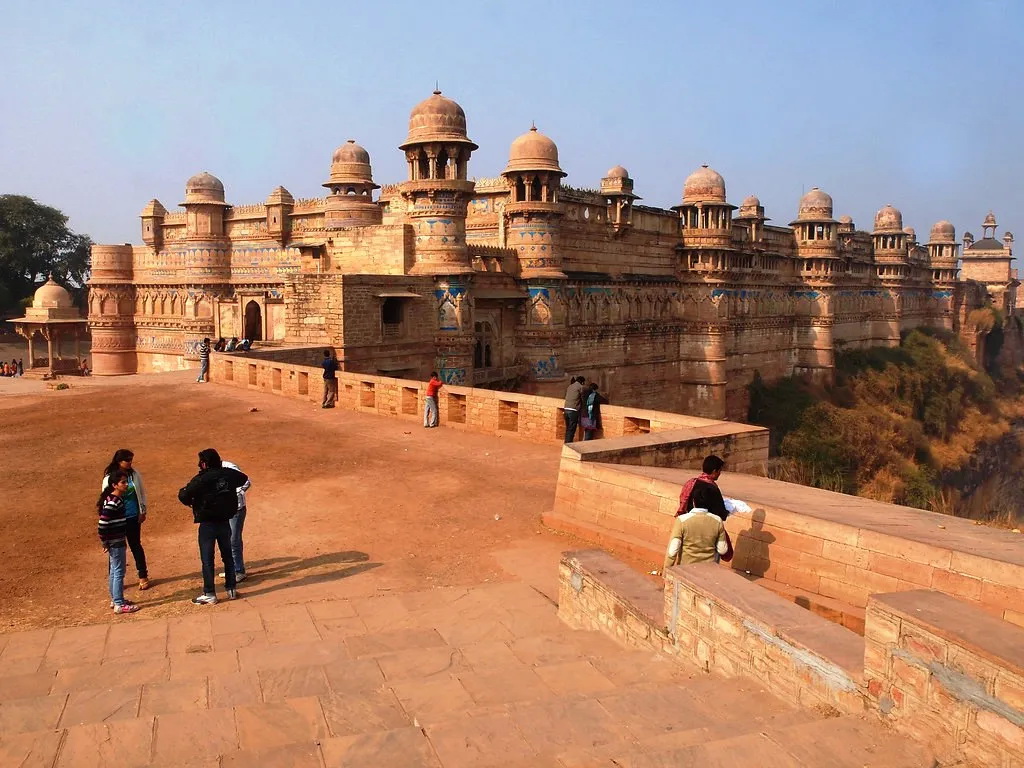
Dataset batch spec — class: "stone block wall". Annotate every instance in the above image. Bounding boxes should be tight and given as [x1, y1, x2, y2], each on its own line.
[559, 550, 1024, 766]
[865, 590, 1024, 767]
[663, 560, 866, 715]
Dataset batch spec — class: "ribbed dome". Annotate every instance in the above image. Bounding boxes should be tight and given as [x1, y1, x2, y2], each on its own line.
[400, 90, 477, 150]
[796, 187, 834, 220]
[873, 204, 904, 233]
[503, 126, 565, 175]
[682, 165, 726, 204]
[325, 140, 376, 188]
[929, 220, 956, 243]
[606, 165, 629, 179]
[33, 275, 73, 309]
[183, 172, 228, 206]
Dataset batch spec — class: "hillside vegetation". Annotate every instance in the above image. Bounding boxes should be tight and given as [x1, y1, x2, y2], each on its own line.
[748, 327, 1024, 523]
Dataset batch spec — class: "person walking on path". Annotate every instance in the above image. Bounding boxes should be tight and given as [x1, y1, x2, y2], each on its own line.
[178, 449, 249, 605]
[196, 337, 211, 383]
[424, 372, 442, 427]
[101, 449, 150, 590]
[663, 484, 731, 571]
[219, 460, 250, 583]
[97, 469, 140, 614]
[321, 349, 339, 408]
[677, 454, 729, 521]
[581, 382, 604, 440]
[563, 376, 586, 443]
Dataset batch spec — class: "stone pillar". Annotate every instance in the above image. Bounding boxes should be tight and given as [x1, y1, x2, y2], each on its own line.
[26, 333, 34, 369]
[517, 283, 568, 385]
[46, 331, 54, 372]
[433, 278, 473, 384]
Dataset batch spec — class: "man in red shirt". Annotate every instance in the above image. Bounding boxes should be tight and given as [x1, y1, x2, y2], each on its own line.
[424, 371, 442, 427]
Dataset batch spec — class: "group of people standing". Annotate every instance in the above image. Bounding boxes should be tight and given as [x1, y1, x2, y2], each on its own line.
[96, 448, 251, 614]
[563, 376, 604, 443]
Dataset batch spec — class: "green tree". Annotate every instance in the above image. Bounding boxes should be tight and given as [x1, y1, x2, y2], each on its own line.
[0, 195, 91, 313]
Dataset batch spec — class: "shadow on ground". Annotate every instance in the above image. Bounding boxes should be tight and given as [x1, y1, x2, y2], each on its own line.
[139, 550, 379, 606]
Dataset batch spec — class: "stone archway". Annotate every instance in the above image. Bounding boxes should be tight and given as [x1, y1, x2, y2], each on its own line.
[244, 300, 263, 341]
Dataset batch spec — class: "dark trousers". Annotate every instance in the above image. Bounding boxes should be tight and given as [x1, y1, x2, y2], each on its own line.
[563, 409, 580, 443]
[198, 520, 235, 595]
[125, 516, 148, 578]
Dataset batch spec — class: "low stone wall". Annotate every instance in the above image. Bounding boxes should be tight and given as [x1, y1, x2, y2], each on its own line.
[548, 462, 1024, 629]
[663, 559, 866, 714]
[559, 549, 1024, 765]
[557, 550, 670, 653]
[209, 352, 768, 459]
[865, 590, 1024, 766]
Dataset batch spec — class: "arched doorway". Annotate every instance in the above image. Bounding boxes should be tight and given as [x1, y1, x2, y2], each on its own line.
[244, 300, 263, 341]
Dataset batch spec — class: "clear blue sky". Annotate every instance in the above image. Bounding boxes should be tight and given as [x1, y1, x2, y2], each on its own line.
[2, 0, 1020, 249]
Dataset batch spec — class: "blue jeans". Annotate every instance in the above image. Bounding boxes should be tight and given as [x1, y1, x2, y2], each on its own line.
[229, 507, 246, 575]
[107, 544, 127, 606]
[199, 520, 235, 595]
[197, 358, 209, 381]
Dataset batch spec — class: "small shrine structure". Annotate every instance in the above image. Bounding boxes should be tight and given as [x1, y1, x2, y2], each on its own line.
[10, 275, 89, 377]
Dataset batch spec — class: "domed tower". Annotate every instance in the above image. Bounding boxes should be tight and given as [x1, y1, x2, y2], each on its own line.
[600, 165, 639, 234]
[501, 126, 567, 279]
[927, 220, 959, 283]
[399, 90, 478, 275]
[673, 165, 735, 250]
[733, 195, 768, 242]
[324, 140, 382, 229]
[790, 188, 839, 270]
[180, 172, 231, 282]
[872, 204, 907, 257]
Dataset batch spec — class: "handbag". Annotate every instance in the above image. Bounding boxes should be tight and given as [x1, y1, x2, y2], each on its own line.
[580, 416, 597, 430]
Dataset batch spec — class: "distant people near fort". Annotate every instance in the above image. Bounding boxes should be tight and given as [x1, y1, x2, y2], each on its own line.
[87, 92, 1014, 420]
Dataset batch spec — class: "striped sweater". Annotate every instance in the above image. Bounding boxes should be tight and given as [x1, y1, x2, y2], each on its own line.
[98, 494, 127, 546]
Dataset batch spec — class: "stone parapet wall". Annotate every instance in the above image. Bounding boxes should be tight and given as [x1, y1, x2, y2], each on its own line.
[865, 590, 1024, 766]
[208, 352, 767, 454]
[547, 461, 1024, 629]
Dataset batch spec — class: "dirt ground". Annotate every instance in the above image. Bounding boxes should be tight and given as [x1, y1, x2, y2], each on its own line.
[0, 371, 612, 632]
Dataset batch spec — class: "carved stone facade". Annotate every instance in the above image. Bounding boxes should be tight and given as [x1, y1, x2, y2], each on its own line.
[89, 92, 1014, 419]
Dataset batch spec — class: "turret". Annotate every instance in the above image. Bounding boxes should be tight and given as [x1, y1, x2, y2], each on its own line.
[399, 90, 478, 275]
[872, 205, 909, 282]
[927, 220, 959, 284]
[600, 165, 639, 234]
[501, 126, 567, 278]
[733, 195, 767, 243]
[323, 140, 382, 229]
[265, 186, 294, 243]
[140, 199, 166, 249]
[179, 172, 230, 282]
[674, 165, 735, 250]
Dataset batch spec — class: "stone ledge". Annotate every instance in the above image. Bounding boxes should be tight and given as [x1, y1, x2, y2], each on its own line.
[870, 590, 1024, 678]
[667, 562, 865, 681]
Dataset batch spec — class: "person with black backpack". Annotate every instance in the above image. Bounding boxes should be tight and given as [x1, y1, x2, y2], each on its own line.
[178, 448, 250, 605]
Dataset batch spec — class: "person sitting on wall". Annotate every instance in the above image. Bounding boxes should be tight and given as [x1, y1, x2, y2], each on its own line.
[677, 455, 729, 521]
[80, 359, 91, 376]
[225, 337, 238, 352]
[237, 339, 252, 352]
[213, 338, 226, 352]
[663, 483, 732, 571]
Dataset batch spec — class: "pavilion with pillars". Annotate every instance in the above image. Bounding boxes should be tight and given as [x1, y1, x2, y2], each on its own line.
[9, 275, 89, 377]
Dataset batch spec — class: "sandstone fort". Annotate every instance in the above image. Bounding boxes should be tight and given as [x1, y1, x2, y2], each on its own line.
[86, 90, 1016, 419]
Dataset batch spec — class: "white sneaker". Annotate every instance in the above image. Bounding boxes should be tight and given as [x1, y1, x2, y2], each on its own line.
[226, 589, 238, 600]
[219, 572, 246, 583]
[191, 593, 217, 605]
